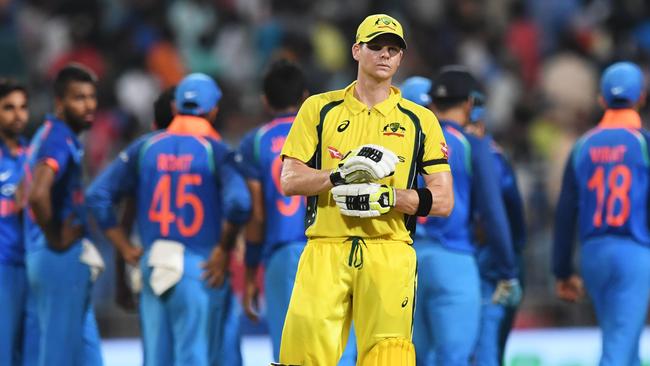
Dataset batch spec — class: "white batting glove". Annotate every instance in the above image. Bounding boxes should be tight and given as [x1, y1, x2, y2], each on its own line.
[331, 183, 396, 217]
[330, 144, 399, 185]
[492, 278, 523, 307]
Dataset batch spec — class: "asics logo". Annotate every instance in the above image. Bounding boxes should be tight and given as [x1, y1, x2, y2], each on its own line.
[401, 297, 409, 307]
[337, 120, 350, 132]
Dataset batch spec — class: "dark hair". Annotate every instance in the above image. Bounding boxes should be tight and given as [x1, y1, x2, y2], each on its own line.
[0, 79, 27, 100]
[153, 86, 176, 129]
[263, 59, 305, 110]
[53, 63, 97, 98]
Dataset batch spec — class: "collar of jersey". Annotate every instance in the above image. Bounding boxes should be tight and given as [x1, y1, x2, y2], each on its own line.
[0, 136, 27, 158]
[167, 115, 222, 140]
[598, 109, 641, 129]
[343, 81, 402, 116]
[439, 119, 463, 131]
[44, 114, 75, 136]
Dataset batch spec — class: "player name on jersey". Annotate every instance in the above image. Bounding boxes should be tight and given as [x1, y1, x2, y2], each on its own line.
[157, 154, 194, 172]
[589, 145, 627, 163]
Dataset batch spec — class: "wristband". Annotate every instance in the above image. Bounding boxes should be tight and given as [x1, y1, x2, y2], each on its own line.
[244, 241, 264, 267]
[415, 188, 433, 217]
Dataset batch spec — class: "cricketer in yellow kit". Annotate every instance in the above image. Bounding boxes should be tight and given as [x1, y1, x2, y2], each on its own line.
[277, 14, 454, 366]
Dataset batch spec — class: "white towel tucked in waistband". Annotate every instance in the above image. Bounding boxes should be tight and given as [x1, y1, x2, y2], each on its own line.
[148, 240, 184, 296]
[79, 238, 105, 282]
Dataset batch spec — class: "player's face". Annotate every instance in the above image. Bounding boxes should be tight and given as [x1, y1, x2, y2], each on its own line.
[353, 34, 404, 81]
[57, 81, 97, 131]
[0, 90, 28, 139]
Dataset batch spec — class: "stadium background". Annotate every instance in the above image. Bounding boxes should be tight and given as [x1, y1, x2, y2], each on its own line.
[3, 0, 650, 364]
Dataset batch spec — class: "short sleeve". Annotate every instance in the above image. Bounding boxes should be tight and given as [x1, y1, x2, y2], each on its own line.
[35, 133, 70, 181]
[420, 113, 451, 175]
[280, 95, 320, 164]
[236, 129, 262, 181]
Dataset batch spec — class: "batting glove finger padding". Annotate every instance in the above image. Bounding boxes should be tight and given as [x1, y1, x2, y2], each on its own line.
[331, 144, 399, 185]
[331, 183, 396, 217]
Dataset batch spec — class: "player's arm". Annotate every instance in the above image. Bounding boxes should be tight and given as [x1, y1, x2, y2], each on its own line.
[472, 138, 523, 306]
[393, 171, 453, 216]
[86, 146, 142, 265]
[28, 162, 81, 251]
[281, 157, 333, 196]
[203, 148, 252, 288]
[472, 137, 516, 279]
[552, 149, 584, 302]
[501, 156, 527, 252]
[242, 179, 264, 321]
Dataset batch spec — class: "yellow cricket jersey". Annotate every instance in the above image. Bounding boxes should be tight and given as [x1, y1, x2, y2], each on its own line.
[281, 81, 450, 243]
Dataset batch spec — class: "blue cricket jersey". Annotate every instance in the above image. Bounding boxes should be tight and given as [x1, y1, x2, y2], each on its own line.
[24, 116, 85, 252]
[86, 115, 251, 260]
[477, 136, 526, 280]
[553, 109, 650, 279]
[0, 137, 27, 264]
[236, 115, 306, 263]
[417, 120, 516, 279]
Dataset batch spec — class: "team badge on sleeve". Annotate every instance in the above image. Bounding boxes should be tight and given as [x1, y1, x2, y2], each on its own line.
[440, 142, 449, 159]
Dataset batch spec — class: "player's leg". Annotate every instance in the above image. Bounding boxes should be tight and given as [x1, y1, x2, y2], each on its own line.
[279, 240, 354, 365]
[353, 240, 417, 365]
[27, 244, 92, 366]
[582, 239, 650, 366]
[473, 278, 504, 366]
[423, 242, 481, 366]
[165, 252, 211, 366]
[208, 277, 242, 366]
[82, 306, 104, 366]
[21, 292, 39, 366]
[264, 243, 304, 361]
[412, 244, 436, 366]
[0, 263, 27, 365]
[139, 261, 174, 366]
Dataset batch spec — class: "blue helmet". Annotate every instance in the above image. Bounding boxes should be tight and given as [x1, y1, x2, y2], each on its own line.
[175, 73, 222, 116]
[400, 76, 432, 106]
[600, 62, 644, 109]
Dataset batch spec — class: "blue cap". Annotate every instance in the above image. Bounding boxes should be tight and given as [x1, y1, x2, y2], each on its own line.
[175, 73, 222, 116]
[601, 62, 644, 108]
[400, 76, 432, 106]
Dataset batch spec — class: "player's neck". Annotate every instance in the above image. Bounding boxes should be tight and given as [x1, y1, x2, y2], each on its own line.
[0, 131, 20, 153]
[433, 109, 467, 127]
[354, 74, 392, 108]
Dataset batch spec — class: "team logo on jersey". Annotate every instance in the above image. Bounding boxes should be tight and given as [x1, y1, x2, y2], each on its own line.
[337, 120, 350, 132]
[0, 170, 12, 182]
[383, 122, 405, 137]
[440, 142, 449, 159]
[327, 146, 344, 159]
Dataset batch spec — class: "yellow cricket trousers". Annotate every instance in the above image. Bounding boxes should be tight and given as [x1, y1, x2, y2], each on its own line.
[279, 237, 417, 365]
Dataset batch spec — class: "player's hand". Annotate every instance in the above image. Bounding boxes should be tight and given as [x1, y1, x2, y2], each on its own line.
[330, 144, 399, 185]
[48, 215, 83, 251]
[118, 244, 143, 266]
[556, 275, 585, 303]
[492, 278, 522, 307]
[243, 275, 260, 322]
[331, 183, 396, 217]
[202, 246, 229, 288]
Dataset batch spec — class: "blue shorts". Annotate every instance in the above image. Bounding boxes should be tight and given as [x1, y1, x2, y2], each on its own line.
[26, 244, 103, 366]
[413, 239, 480, 366]
[140, 249, 241, 366]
